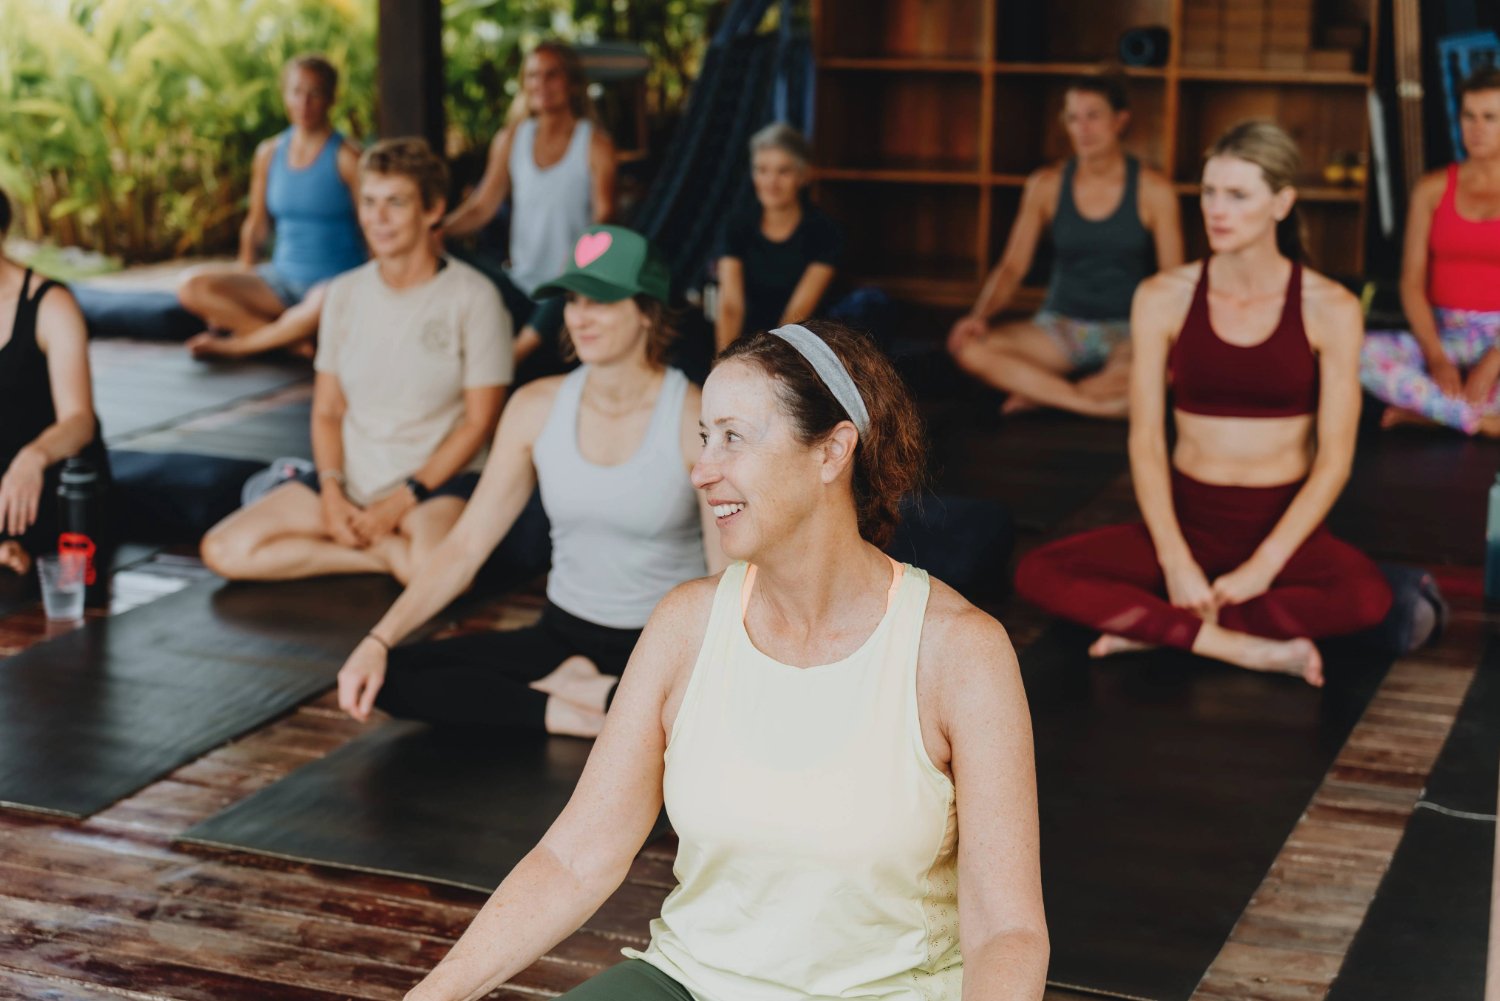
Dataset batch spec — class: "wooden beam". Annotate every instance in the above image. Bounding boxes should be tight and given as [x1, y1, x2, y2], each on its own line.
[377, 0, 445, 153]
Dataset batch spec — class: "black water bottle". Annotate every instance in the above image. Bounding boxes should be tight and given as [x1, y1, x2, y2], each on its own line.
[57, 457, 105, 605]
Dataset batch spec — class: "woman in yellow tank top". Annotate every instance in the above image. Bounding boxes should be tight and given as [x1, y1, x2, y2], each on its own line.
[401, 322, 1048, 1001]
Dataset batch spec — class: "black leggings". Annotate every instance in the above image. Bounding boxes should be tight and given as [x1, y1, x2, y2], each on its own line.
[376, 602, 643, 731]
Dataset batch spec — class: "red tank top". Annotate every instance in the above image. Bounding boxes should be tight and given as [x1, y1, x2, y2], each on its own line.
[1168, 259, 1318, 418]
[1428, 164, 1500, 311]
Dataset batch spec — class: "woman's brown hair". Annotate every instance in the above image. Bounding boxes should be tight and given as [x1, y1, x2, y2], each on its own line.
[283, 53, 339, 97]
[718, 321, 925, 548]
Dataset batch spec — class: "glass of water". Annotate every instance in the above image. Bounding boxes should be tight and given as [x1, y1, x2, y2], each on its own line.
[37, 553, 86, 622]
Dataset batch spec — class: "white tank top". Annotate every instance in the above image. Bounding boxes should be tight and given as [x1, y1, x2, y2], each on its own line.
[507, 117, 595, 296]
[627, 561, 962, 1001]
[533, 366, 704, 629]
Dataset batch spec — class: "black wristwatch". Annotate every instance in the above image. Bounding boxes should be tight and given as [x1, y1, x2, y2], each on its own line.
[405, 476, 432, 503]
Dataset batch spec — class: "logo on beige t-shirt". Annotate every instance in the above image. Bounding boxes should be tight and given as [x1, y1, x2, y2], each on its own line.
[420, 317, 456, 355]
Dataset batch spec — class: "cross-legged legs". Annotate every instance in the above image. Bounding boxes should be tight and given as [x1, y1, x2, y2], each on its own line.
[200, 482, 466, 584]
[949, 313, 1130, 418]
[1015, 472, 1392, 684]
[375, 602, 642, 736]
[1361, 309, 1500, 435]
[177, 265, 289, 339]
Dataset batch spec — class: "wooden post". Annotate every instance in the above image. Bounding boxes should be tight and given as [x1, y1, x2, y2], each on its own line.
[377, 0, 445, 153]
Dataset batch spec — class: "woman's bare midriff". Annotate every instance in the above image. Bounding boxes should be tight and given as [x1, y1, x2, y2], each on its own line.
[1171, 410, 1315, 486]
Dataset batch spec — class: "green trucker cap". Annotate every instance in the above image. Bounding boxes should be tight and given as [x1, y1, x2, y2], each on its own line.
[533, 225, 671, 304]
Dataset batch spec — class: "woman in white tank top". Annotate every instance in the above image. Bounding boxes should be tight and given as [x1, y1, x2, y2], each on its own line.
[397, 322, 1048, 1000]
[336, 226, 722, 738]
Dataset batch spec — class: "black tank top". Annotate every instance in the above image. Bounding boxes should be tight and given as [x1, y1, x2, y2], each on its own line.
[0, 269, 109, 552]
[1041, 156, 1156, 321]
[0, 270, 62, 470]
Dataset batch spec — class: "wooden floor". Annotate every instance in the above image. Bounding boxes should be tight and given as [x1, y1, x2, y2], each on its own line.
[0, 339, 1493, 1000]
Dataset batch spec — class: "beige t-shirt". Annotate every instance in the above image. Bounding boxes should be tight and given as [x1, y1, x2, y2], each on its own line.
[315, 258, 513, 505]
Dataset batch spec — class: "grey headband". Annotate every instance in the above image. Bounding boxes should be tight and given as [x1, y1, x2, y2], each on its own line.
[768, 324, 871, 435]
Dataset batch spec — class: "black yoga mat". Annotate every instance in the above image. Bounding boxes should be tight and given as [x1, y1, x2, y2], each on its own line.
[1326, 648, 1500, 1001]
[1024, 625, 1391, 1001]
[115, 398, 312, 464]
[182, 722, 645, 892]
[1325, 811, 1492, 1001]
[91, 340, 308, 442]
[1330, 429, 1500, 567]
[0, 574, 399, 817]
[932, 413, 1130, 533]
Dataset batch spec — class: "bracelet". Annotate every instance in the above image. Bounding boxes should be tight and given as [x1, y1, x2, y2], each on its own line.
[364, 632, 392, 651]
[318, 469, 345, 486]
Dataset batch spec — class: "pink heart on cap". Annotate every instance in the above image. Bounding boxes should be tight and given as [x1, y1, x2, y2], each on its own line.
[574, 232, 612, 268]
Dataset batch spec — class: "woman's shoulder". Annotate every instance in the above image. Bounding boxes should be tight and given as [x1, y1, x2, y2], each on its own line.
[1298, 266, 1361, 330]
[510, 373, 569, 411]
[33, 279, 82, 325]
[916, 574, 1018, 683]
[1140, 260, 1202, 298]
[1411, 166, 1452, 208]
[1136, 163, 1176, 200]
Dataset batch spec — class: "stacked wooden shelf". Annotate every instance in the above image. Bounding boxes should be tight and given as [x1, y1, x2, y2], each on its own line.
[811, 0, 1379, 308]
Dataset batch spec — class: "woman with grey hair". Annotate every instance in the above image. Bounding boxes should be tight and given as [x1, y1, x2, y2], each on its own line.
[713, 122, 844, 350]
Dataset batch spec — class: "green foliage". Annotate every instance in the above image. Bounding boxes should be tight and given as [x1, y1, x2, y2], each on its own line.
[440, 0, 718, 162]
[0, 0, 376, 260]
[1, 0, 716, 262]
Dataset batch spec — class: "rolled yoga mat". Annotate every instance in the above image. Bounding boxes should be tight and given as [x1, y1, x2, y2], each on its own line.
[0, 574, 400, 818]
[1325, 641, 1500, 1001]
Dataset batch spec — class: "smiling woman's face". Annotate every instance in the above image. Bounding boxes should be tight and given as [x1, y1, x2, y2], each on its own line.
[692, 360, 828, 562]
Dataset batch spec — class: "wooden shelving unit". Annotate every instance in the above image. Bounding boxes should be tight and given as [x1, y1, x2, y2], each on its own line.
[811, 0, 1380, 308]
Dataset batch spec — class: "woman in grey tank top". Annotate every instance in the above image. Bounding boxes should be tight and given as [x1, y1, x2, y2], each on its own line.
[948, 74, 1183, 419]
[336, 227, 724, 738]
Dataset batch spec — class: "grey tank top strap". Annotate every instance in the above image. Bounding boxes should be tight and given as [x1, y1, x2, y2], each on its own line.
[1041, 155, 1155, 322]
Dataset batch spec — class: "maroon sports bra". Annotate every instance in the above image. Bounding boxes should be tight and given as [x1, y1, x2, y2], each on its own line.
[1168, 259, 1318, 418]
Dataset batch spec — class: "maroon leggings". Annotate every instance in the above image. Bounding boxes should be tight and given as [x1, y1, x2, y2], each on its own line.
[1015, 471, 1392, 649]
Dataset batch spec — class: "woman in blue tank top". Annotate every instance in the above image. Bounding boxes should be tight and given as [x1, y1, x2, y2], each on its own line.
[177, 54, 365, 360]
[948, 74, 1182, 418]
[336, 226, 723, 737]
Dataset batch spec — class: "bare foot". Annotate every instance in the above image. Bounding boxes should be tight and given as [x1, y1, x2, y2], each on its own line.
[543, 697, 606, 738]
[1379, 406, 1438, 430]
[187, 331, 241, 359]
[1088, 633, 1154, 658]
[1075, 370, 1129, 401]
[0, 541, 31, 575]
[1000, 393, 1040, 416]
[1242, 636, 1323, 687]
[1079, 394, 1130, 420]
[530, 655, 618, 712]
